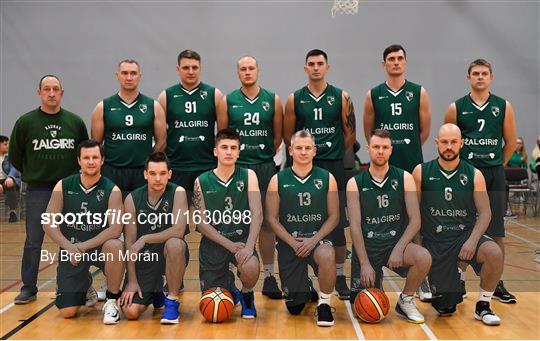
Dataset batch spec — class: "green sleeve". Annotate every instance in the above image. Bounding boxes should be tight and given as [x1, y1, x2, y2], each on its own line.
[8, 119, 25, 172]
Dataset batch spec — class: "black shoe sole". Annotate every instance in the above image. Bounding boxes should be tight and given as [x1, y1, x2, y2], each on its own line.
[493, 296, 517, 304]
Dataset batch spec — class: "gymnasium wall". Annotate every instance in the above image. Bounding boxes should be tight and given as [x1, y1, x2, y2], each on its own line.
[1, 1, 538, 161]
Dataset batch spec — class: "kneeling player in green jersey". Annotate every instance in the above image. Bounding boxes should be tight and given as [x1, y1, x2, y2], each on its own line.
[217, 55, 284, 299]
[120, 152, 189, 324]
[43, 140, 124, 324]
[412, 124, 503, 326]
[347, 129, 430, 324]
[193, 128, 262, 319]
[266, 130, 339, 327]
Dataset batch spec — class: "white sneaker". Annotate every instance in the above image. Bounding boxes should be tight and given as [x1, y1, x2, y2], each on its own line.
[85, 285, 98, 307]
[103, 299, 120, 324]
[415, 278, 432, 302]
[97, 281, 107, 302]
[396, 294, 425, 324]
[474, 302, 501, 326]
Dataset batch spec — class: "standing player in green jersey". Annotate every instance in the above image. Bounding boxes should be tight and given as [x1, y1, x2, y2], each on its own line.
[284, 49, 356, 300]
[217, 55, 283, 300]
[193, 129, 262, 319]
[347, 129, 430, 324]
[43, 140, 124, 324]
[266, 130, 339, 327]
[120, 152, 189, 324]
[412, 124, 503, 325]
[363, 44, 432, 301]
[158, 50, 225, 197]
[9, 75, 89, 304]
[444, 59, 517, 303]
[91, 59, 166, 196]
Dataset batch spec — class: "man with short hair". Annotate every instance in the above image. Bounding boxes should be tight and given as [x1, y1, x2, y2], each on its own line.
[120, 152, 189, 324]
[91, 59, 166, 196]
[284, 49, 356, 299]
[0, 135, 21, 222]
[444, 59, 518, 303]
[193, 128, 262, 319]
[266, 130, 339, 327]
[362, 44, 433, 300]
[347, 129, 430, 324]
[9, 75, 88, 304]
[413, 123, 504, 325]
[217, 55, 283, 299]
[43, 140, 124, 324]
[158, 50, 225, 197]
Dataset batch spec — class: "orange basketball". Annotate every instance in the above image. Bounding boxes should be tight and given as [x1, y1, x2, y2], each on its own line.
[354, 288, 390, 323]
[199, 287, 235, 323]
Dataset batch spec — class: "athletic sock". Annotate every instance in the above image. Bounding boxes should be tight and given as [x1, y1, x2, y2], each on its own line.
[263, 264, 274, 278]
[106, 290, 121, 300]
[459, 268, 466, 281]
[478, 288, 494, 303]
[336, 263, 344, 276]
[167, 294, 178, 301]
[318, 292, 331, 306]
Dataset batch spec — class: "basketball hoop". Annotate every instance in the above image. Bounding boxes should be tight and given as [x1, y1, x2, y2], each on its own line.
[331, 0, 359, 18]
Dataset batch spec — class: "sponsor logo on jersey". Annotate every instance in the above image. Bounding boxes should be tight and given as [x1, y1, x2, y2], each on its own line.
[162, 200, 169, 212]
[236, 180, 244, 192]
[378, 96, 388, 100]
[300, 100, 310, 104]
[405, 91, 414, 101]
[314, 179, 323, 190]
[139, 104, 147, 113]
[459, 174, 468, 186]
[232, 104, 243, 109]
[178, 135, 205, 143]
[327, 96, 335, 106]
[366, 229, 397, 239]
[362, 187, 373, 191]
[491, 106, 500, 117]
[461, 111, 473, 115]
[200, 90, 208, 99]
[262, 101, 270, 111]
[283, 184, 295, 188]
[428, 176, 440, 181]
[110, 107, 122, 111]
[435, 224, 466, 233]
[173, 94, 183, 98]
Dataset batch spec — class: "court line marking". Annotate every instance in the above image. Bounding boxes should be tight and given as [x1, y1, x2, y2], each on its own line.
[344, 300, 365, 340]
[0, 262, 57, 293]
[383, 269, 438, 340]
[0, 277, 56, 315]
[506, 231, 540, 248]
[507, 220, 540, 233]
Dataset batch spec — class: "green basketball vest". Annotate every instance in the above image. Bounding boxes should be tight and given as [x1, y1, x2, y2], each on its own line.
[371, 80, 422, 173]
[227, 88, 276, 164]
[294, 84, 344, 160]
[165, 82, 217, 171]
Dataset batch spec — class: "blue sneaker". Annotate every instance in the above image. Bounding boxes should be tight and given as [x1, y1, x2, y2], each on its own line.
[160, 297, 180, 324]
[240, 291, 256, 319]
[153, 291, 165, 309]
[229, 284, 241, 306]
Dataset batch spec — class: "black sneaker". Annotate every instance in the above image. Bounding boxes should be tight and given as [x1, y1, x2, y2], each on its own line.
[460, 279, 467, 298]
[436, 305, 456, 316]
[493, 280, 516, 303]
[262, 276, 282, 299]
[474, 301, 501, 325]
[316, 303, 334, 327]
[8, 212, 18, 223]
[307, 278, 318, 302]
[335, 275, 350, 300]
[14, 291, 37, 304]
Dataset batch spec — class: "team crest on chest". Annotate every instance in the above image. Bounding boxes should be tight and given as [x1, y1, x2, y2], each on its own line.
[459, 173, 468, 186]
[405, 91, 414, 101]
[391, 179, 399, 191]
[262, 101, 270, 111]
[162, 200, 169, 212]
[200, 90, 208, 99]
[45, 124, 61, 138]
[491, 106, 500, 117]
[96, 189, 105, 202]
[314, 179, 323, 190]
[327, 96, 335, 106]
[139, 103, 147, 113]
[236, 180, 245, 192]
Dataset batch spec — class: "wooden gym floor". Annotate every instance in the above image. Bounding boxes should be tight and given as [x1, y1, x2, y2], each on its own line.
[0, 213, 539, 340]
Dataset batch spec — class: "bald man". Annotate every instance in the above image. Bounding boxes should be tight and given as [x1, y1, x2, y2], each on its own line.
[412, 124, 503, 325]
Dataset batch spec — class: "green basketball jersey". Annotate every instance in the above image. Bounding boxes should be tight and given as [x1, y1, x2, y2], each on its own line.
[371, 80, 422, 173]
[198, 167, 250, 241]
[165, 82, 217, 171]
[227, 88, 276, 164]
[131, 182, 178, 240]
[354, 165, 407, 252]
[420, 159, 477, 244]
[294, 84, 344, 160]
[277, 166, 329, 237]
[103, 93, 155, 168]
[455, 93, 506, 167]
[60, 174, 115, 243]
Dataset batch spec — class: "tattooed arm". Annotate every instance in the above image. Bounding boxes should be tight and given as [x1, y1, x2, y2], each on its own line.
[342, 91, 357, 152]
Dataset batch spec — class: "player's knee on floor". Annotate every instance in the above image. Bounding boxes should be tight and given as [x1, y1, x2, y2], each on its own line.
[122, 305, 145, 320]
[59, 306, 79, 319]
[286, 303, 306, 315]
